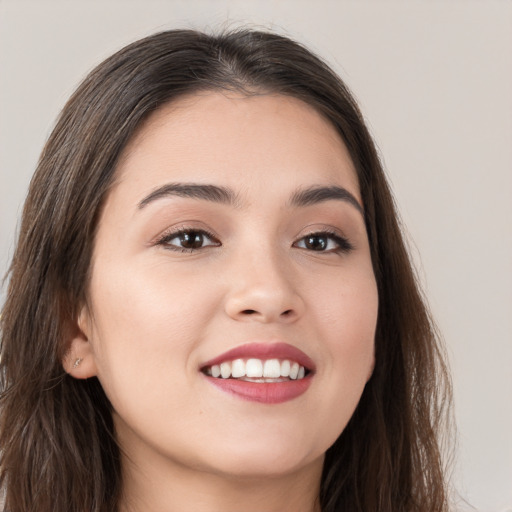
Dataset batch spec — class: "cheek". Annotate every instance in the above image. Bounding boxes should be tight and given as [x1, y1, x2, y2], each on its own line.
[90, 257, 217, 340]
[86, 260, 220, 399]
[311, 260, 378, 350]
[332, 276, 377, 376]
[84, 264, 221, 453]
[306, 264, 378, 425]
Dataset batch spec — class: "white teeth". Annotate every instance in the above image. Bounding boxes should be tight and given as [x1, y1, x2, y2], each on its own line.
[263, 359, 281, 378]
[231, 359, 245, 378]
[246, 359, 263, 378]
[220, 362, 231, 379]
[289, 362, 299, 380]
[205, 358, 308, 380]
[280, 360, 291, 377]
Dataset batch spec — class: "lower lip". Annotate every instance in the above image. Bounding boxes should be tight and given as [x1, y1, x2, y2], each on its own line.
[204, 375, 312, 403]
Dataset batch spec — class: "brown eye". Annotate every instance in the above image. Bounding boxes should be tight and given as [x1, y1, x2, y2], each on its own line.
[303, 235, 328, 251]
[179, 231, 205, 249]
[294, 232, 353, 253]
[158, 229, 220, 252]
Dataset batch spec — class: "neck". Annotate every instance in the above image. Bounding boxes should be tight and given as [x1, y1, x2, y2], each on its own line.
[118, 449, 323, 512]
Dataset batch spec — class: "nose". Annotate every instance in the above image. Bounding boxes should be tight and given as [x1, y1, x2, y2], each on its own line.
[224, 251, 305, 324]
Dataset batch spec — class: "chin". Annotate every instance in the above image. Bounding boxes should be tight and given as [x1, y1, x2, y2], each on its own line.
[208, 450, 324, 480]
[193, 431, 327, 479]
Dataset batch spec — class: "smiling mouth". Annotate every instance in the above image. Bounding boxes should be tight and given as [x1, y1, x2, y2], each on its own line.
[202, 358, 309, 382]
[200, 342, 315, 403]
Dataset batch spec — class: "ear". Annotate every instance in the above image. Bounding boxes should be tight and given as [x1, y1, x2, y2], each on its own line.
[62, 306, 98, 379]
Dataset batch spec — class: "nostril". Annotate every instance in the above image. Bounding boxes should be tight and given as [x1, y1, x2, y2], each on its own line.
[241, 309, 294, 316]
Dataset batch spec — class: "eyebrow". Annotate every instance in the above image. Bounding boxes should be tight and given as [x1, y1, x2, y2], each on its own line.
[289, 185, 364, 216]
[137, 182, 364, 216]
[138, 183, 238, 209]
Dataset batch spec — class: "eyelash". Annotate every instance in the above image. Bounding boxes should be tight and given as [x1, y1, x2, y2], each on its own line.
[155, 228, 354, 254]
[293, 230, 354, 254]
[156, 228, 220, 253]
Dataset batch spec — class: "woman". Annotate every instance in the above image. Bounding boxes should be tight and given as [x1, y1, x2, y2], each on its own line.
[0, 29, 452, 512]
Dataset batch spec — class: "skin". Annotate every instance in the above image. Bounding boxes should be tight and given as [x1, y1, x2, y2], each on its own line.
[66, 92, 379, 512]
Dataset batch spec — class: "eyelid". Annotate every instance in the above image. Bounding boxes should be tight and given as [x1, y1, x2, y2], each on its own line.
[153, 224, 221, 251]
[151, 223, 353, 254]
[293, 227, 354, 253]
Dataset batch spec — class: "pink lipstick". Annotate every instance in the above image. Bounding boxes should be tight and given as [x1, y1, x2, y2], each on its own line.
[200, 342, 315, 404]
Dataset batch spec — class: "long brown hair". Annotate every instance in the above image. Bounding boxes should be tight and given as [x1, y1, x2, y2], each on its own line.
[0, 29, 452, 512]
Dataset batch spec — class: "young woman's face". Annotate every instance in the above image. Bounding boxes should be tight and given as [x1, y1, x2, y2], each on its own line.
[77, 92, 378, 480]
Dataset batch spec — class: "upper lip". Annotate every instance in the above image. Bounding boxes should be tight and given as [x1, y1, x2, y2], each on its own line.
[200, 342, 316, 372]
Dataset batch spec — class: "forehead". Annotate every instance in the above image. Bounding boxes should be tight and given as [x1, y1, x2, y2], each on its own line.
[114, 91, 361, 202]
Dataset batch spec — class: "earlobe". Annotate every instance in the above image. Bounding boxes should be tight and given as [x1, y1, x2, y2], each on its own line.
[62, 307, 98, 379]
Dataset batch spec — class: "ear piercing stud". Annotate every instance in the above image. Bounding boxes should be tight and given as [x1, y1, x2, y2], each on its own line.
[73, 357, 83, 369]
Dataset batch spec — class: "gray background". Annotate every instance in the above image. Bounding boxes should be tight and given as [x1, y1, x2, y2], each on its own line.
[1, 1, 511, 510]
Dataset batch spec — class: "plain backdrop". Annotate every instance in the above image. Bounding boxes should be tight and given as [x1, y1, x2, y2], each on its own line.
[0, 1, 511, 510]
